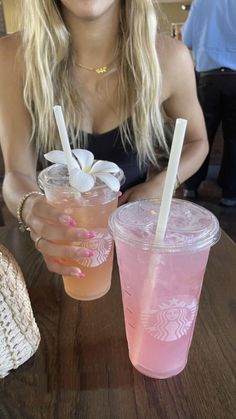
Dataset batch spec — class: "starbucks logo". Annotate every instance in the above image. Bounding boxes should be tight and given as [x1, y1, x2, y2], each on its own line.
[78, 228, 113, 267]
[141, 296, 198, 342]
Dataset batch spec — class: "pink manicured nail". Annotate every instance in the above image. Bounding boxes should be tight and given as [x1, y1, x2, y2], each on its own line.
[76, 229, 94, 240]
[118, 191, 122, 197]
[87, 231, 96, 239]
[76, 248, 94, 257]
[68, 219, 77, 227]
[70, 268, 85, 278]
[59, 214, 77, 226]
[86, 249, 94, 257]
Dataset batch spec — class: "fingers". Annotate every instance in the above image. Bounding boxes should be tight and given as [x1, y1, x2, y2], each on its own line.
[26, 197, 95, 241]
[118, 190, 131, 205]
[25, 195, 78, 228]
[118, 187, 138, 205]
[31, 231, 94, 259]
[32, 233, 93, 278]
[118, 181, 163, 205]
[44, 255, 85, 278]
[26, 196, 97, 278]
[31, 217, 95, 241]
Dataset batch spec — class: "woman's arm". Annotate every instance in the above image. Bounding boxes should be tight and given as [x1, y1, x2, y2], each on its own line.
[119, 36, 208, 204]
[0, 34, 93, 277]
[161, 36, 208, 183]
[0, 34, 39, 214]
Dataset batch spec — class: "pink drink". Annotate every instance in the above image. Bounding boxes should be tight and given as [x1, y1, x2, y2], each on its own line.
[39, 163, 123, 301]
[109, 199, 220, 378]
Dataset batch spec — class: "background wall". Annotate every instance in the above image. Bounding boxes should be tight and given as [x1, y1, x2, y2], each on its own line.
[159, 3, 189, 34]
[2, 0, 18, 33]
[3, 1, 191, 35]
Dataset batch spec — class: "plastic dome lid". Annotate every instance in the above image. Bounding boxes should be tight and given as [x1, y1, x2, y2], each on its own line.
[109, 199, 221, 253]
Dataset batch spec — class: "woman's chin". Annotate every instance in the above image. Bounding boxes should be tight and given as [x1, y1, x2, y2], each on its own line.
[60, 0, 118, 22]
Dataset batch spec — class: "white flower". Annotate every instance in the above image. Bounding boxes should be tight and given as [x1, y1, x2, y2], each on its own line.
[44, 149, 121, 193]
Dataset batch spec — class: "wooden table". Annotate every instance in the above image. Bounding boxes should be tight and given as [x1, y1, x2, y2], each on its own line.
[0, 227, 235, 419]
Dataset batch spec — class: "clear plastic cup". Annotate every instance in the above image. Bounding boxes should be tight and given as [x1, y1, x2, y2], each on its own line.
[109, 199, 221, 378]
[39, 163, 124, 301]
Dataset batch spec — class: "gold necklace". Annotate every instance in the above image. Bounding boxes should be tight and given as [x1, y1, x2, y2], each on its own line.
[76, 63, 110, 74]
[76, 56, 117, 75]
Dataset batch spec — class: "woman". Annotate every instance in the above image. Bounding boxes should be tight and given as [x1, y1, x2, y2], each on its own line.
[0, 0, 208, 277]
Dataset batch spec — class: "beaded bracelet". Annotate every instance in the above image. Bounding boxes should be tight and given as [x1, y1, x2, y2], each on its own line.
[16, 191, 45, 232]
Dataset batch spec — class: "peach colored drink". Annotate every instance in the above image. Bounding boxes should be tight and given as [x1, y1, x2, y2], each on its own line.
[39, 164, 122, 301]
[59, 199, 118, 300]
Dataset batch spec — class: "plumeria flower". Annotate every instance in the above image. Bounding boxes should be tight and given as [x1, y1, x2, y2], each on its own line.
[44, 149, 121, 193]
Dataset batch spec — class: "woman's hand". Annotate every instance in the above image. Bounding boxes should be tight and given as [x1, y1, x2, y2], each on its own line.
[23, 194, 94, 278]
[119, 171, 166, 205]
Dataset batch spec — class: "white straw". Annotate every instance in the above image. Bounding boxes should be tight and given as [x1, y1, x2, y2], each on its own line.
[53, 105, 76, 176]
[132, 118, 187, 367]
[155, 118, 187, 241]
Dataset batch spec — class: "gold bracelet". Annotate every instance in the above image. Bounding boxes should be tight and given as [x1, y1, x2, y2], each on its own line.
[16, 191, 44, 232]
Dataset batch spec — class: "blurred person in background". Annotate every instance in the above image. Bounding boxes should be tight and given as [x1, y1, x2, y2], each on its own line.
[182, 0, 236, 207]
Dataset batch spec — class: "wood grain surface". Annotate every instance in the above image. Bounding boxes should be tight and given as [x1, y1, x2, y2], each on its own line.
[0, 227, 235, 419]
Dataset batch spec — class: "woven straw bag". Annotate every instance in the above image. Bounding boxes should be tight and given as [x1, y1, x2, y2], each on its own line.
[0, 244, 41, 378]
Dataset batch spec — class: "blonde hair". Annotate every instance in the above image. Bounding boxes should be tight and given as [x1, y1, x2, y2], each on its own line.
[20, 0, 168, 167]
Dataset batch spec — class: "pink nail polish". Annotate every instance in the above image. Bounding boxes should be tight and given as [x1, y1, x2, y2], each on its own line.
[118, 191, 123, 197]
[59, 215, 77, 226]
[86, 249, 94, 257]
[70, 268, 85, 278]
[68, 219, 77, 227]
[87, 231, 96, 239]
[76, 248, 94, 258]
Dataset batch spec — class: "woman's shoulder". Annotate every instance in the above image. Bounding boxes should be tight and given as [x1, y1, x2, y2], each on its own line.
[0, 32, 24, 79]
[156, 33, 195, 101]
[157, 32, 192, 71]
[0, 31, 22, 55]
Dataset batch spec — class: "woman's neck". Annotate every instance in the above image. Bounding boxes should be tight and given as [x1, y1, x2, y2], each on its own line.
[61, 4, 120, 68]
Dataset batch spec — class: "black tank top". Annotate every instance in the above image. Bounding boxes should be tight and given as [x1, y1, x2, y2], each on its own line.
[86, 126, 148, 192]
[39, 126, 147, 191]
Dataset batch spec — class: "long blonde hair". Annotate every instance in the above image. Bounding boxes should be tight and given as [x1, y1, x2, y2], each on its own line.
[20, 0, 168, 167]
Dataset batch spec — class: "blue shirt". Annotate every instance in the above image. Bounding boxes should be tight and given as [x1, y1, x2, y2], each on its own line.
[182, 0, 236, 72]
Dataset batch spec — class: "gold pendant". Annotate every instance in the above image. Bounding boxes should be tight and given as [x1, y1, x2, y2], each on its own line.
[96, 66, 107, 74]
